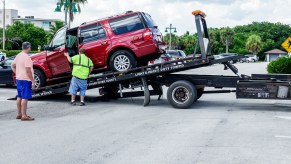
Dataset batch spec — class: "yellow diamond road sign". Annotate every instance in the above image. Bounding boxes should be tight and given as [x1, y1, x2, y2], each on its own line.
[282, 37, 291, 52]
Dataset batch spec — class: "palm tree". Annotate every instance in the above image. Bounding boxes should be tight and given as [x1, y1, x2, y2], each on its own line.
[46, 21, 65, 43]
[246, 34, 262, 56]
[0, 28, 22, 50]
[59, 0, 88, 26]
[220, 27, 234, 53]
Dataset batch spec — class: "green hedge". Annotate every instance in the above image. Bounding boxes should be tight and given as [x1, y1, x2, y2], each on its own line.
[0, 50, 39, 57]
[267, 56, 291, 74]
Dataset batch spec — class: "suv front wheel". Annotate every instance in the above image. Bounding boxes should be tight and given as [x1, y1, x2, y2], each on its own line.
[110, 50, 137, 72]
[34, 69, 46, 89]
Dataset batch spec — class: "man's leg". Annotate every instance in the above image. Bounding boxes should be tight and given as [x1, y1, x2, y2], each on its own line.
[80, 96, 85, 103]
[20, 81, 34, 121]
[16, 97, 22, 117]
[21, 99, 28, 117]
[69, 77, 78, 105]
[79, 80, 87, 106]
[71, 94, 76, 102]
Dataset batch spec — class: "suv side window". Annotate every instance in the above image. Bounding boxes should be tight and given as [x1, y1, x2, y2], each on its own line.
[80, 23, 106, 44]
[109, 14, 144, 35]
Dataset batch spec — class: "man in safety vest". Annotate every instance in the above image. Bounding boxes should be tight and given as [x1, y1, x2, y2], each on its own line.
[64, 48, 93, 106]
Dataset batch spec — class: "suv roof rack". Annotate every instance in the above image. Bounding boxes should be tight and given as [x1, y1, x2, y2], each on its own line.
[81, 11, 136, 26]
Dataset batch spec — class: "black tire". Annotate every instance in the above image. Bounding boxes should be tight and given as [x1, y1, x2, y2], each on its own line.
[109, 50, 137, 72]
[167, 80, 197, 109]
[34, 69, 46, 89]
[103, 85, 119, 100]
[196, 88, 204, 101]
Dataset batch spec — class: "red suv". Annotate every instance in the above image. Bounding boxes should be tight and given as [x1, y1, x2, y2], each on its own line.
[30, 11, 164, 88]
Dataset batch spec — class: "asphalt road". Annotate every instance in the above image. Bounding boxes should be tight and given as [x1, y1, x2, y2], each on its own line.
[1, 62, 291, 164]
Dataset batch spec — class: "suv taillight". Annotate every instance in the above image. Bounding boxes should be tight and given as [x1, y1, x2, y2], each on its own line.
[144, 30, 153, 40]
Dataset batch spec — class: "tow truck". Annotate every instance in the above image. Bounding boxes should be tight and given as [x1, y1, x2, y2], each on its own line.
[30, 10, 291, 109]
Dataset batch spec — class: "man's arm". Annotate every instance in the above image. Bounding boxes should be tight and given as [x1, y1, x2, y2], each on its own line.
[26, 67, 35, 89]
[64, 52, 72, 63]
[11, 62, 16, 73]
[89, 60, 94, 74]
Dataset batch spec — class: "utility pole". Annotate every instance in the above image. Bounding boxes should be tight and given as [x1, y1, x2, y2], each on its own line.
[2, 0, 5, 50]
[165, 24, 177, 50]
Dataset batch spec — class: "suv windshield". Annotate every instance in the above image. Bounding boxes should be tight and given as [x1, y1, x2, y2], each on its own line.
[51, 27, 66, 48]
[143, 13, 157, 28]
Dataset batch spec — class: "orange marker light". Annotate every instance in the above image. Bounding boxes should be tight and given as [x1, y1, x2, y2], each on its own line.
[192, 10, 206, 17]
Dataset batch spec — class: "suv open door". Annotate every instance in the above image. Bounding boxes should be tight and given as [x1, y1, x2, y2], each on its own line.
[46, 26, 71, 77]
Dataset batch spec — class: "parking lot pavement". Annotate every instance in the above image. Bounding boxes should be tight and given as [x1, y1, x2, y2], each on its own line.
[1, 62, 291, 164]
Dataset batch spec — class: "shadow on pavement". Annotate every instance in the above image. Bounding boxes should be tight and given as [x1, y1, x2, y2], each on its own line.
[192, 99, 291, 112]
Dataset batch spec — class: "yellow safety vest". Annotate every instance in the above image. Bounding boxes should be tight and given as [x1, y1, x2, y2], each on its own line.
[71, 54, 93, 80]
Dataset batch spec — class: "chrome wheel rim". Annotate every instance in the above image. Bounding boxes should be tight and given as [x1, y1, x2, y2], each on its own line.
[34, 74, 40, 89]
[114, 55, 131, 71]
[172, 86, 190, 104]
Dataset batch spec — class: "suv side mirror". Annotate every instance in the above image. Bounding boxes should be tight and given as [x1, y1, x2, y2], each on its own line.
[44, 45, 52, 51]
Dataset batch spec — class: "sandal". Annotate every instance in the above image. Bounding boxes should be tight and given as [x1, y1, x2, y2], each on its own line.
[16, 115, 22, 119]
[21, 116, 35, 121]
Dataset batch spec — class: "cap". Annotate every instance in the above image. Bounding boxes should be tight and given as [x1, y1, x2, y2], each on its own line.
[22, 42, 31, 50]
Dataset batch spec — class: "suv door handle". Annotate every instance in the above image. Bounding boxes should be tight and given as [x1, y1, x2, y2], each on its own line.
[101, 41, 108, 45]
[133, 36, 139, 41]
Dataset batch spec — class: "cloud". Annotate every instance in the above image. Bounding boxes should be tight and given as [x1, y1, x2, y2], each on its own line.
[4, 0, 291, 36]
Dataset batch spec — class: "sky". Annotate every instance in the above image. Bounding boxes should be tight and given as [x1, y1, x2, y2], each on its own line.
[4, 0, 291, 35]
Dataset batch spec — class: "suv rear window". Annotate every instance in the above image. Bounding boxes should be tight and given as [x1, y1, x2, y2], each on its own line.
[80, 23, 106, 44]
[109, 14, 144, 35]
[143, 13, 157, 28]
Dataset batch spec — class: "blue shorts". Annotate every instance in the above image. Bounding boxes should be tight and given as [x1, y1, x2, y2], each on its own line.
[69, 77, 88, 97]
[16, 80, 32, 99]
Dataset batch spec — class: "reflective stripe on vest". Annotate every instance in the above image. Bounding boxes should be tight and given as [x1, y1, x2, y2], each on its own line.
[73, 54, 90, 68]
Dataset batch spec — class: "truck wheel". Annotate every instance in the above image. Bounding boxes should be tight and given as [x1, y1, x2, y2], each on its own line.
[103, 85, 119, 100]
[167, 80, 197, 109]
[195, 88, 204, 102]
[34, 69, 45, 89]
[110, 50, 137, 72]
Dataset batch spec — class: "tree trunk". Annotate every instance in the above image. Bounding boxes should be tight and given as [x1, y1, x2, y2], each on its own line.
[225, 37, 229, 53]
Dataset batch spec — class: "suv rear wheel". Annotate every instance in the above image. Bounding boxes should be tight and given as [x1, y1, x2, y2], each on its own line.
[110, 50, 137, 72]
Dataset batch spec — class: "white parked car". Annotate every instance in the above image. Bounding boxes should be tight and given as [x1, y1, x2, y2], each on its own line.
[245, 54, 258, 62]
[0, 51, 6, 62]
[166, 50, 187, 61]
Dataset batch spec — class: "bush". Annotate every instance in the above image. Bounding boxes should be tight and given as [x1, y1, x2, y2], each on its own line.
[0, 50, 39, 57]
[267, 56, 291, 74]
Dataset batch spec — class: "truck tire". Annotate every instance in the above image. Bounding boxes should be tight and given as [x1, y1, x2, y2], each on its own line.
[195, 88, 204, 102]
[167, 80, 197, 109]
[103, 85, 119, 100]
[34, 69, 45, 89]
[109, 50, 137, 72]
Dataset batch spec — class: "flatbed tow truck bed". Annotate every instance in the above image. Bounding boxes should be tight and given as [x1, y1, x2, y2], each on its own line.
[29, 10, 291, 109]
